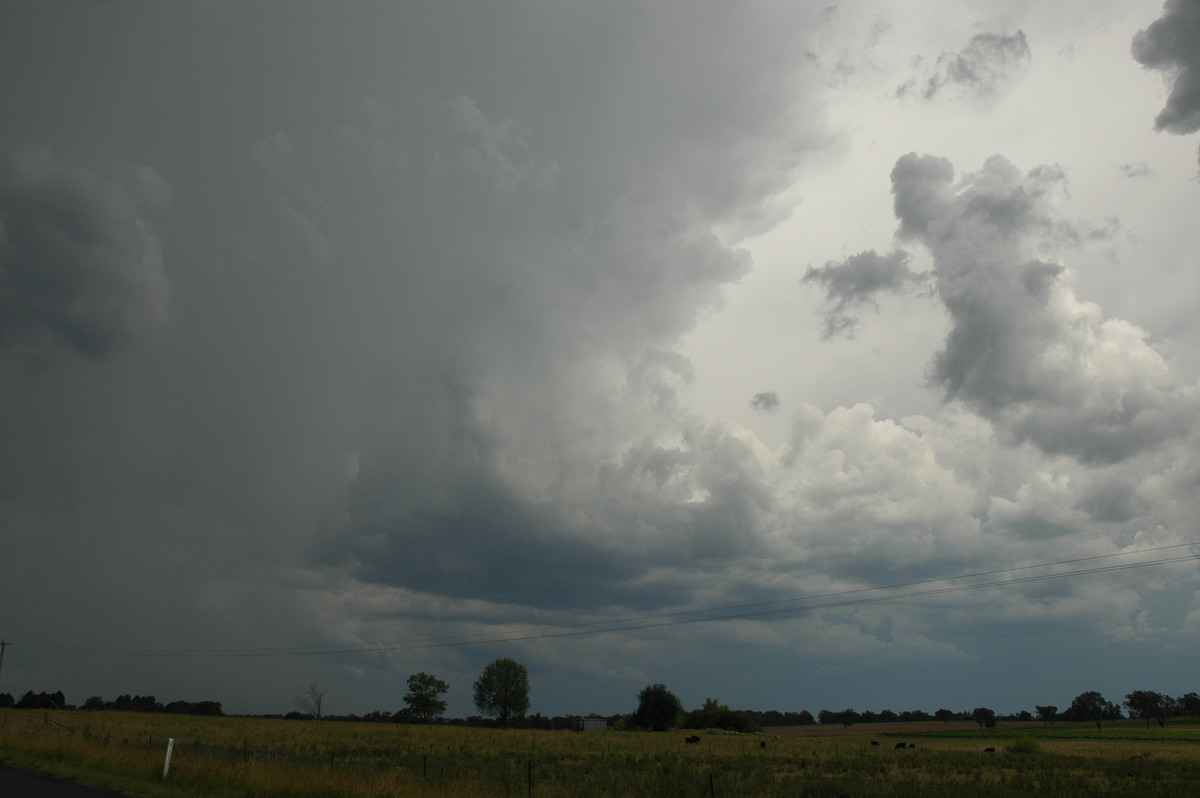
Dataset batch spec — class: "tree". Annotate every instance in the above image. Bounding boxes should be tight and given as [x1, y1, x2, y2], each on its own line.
[473, 658, 530, 727]
[1066, 691, 1108, 729]
[934, 708, 954, 724]
[294, 681, 327, 719]
[1125, 690, 1172, 729]
[634, 683, 682, 731]
[1035, 705, 1057, 725]
[683, 697, 760, 733]
[1178, 692, 1200, 720]
[404, 672, 449, 723]
[971, 707, 996, 728]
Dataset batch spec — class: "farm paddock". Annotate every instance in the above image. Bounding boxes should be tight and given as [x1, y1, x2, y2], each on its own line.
[3, 710, 1200, 797]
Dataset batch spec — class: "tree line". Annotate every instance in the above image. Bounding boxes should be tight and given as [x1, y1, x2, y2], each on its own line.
[0, 691, 223, 716]
[5, 670, 1197, 732]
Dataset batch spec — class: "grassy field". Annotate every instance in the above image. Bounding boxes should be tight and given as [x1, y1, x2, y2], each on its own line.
[3, 709, 1200, 796]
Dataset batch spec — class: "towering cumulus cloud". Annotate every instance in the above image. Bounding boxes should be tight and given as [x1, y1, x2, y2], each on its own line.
[891, 153, 1195, 462]
[0, 148, 169, 358]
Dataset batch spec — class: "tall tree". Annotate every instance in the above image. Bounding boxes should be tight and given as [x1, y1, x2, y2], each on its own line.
[1066, 690, 1108, 729]
[404, 672, 449, 723]
[634, 683, 683, 731]
[473, 658, 530, 727]
[1035, 705, 1058, 724]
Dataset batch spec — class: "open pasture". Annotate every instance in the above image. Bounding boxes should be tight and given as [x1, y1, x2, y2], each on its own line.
[3, 710, 1200, 797]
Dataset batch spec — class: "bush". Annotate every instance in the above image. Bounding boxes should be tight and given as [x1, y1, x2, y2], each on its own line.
[1006, 736, 1042, 755]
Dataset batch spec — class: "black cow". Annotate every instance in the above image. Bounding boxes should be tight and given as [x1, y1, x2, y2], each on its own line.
[870, 740, 879, 747]
[684, 735, 701, 744]
[894, 742, 907, 749]
[984, 747, 996, 753]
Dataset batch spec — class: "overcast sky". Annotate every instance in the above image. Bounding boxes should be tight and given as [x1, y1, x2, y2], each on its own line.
[2, 1, 1199, 720]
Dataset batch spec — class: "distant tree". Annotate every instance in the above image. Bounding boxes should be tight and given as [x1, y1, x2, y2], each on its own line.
[683, 698, 760, 733]
[82, 696, 106, 710]
[634, 683, 682, 731]
[1035, 705, 1058, 725]
[404, 672, 450, 723]
[0, 692, 14, 708]
[934, 708, 954, 724]
[16, 691, 66, 709]
[838, 708, 860, 728]
[164, 700, 223, 716]
[1015, 710, 1033, 722]
[294, 682, 327, 719]
[1178, 692, 1200, 720]
[1066, 691, 1109, 729]
[1124, 690, 1172, 729]
[473, 658, 530, 728]
[971, 707, 996, 728]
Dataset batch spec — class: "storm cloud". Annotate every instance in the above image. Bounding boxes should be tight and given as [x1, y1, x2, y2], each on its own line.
[0, 148, 169, 358]
[2, 2, 1197, 720]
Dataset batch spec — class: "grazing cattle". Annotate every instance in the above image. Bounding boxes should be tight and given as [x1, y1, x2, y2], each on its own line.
[894, 742, 907, 749]
[984, 747, 996, 753]
[684, 735, 701, 744]
[870, 740, 879, 746]
[759, 741, 767, 748]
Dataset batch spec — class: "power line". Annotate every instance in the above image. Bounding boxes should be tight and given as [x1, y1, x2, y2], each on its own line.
[37, 541, 1200, 659]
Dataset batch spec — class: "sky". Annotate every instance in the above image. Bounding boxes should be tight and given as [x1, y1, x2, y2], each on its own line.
[1, 1, 1199, 721]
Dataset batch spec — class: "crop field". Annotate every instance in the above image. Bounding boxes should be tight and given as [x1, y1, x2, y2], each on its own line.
[3, 710, 1200, 797]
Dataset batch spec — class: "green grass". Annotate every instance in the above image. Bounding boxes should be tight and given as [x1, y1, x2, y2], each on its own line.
[3, 710, 1200, 797]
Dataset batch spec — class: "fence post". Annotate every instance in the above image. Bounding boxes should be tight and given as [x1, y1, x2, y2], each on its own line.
[162, 738, 175, 780]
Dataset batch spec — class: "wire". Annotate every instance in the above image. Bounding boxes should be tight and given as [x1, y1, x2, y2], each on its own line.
[38, 541, 1199, 659]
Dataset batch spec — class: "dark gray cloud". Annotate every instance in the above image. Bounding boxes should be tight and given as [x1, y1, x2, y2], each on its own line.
[802, 249, 928, 338]
[1133, 0, 1200, 134]
[898, 30, 1031, 100]
[0, 148, 169, 358]
[750, 391, 780, 411]
[2, 1, 1196, 720]
[890, 152, 1196, 462]
[0, 0, 828, 660]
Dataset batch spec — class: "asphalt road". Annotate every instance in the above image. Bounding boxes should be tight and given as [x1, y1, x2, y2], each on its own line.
[0, 764, 133, 797]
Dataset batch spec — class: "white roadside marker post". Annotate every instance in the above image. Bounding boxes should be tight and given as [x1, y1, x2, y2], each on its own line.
[162, 737, 175, 780]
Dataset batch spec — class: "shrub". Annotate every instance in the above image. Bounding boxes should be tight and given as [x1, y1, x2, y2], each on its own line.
[1006, 736, 1042, 755]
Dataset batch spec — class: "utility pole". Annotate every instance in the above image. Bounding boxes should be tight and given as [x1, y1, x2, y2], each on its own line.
[0, 639, 9, 678]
